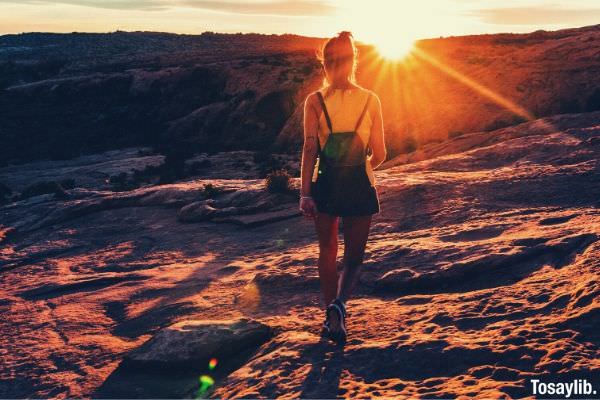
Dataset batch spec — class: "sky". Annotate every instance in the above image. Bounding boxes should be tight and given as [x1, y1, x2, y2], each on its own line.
[1, 0, 600, 46]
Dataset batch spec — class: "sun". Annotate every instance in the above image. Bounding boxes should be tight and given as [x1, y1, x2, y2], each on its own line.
[374, 37, 416, 61]
[333, 0, 428, 61]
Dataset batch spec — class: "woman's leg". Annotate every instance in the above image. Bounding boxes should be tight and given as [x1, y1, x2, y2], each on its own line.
[314, 211, 340, 309]
[336, 215, 372, 303]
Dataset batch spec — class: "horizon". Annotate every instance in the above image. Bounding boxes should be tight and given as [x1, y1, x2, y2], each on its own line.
[2, 0, 600, 51]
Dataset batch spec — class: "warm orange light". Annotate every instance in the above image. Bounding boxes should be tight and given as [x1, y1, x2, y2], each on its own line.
[374, 37, 416, 61]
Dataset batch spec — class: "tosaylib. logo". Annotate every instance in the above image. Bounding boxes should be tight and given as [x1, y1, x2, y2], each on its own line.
[531, 379, 597, 398]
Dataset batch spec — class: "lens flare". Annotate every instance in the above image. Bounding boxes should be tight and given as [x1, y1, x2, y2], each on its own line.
[208, 358, 218, 370]
[200, 375, 214, 387]
[375, 38, 415, 61]
[195, 375, 215, 399]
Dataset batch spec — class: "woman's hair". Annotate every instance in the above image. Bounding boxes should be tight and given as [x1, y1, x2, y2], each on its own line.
[316, 31, 358, 91]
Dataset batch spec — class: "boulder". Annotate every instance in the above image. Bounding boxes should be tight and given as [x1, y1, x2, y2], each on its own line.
[212, 204, 301, 227]
[124, 318, 272, 369]
[251, 270, 320, 290]
[177, 200, 218, 222]
[94, 318, 272, 398]
[375, 268, 419, 289]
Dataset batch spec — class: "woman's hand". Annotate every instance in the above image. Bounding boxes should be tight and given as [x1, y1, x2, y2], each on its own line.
[299, 196, 317, 219]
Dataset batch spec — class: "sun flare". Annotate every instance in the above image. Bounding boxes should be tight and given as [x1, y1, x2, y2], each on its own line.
[335, 0, 424, 61]
[374, 37, 416, 61]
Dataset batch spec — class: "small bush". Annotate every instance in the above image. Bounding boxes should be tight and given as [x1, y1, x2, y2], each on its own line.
[265, 169, 292, 193]
[109, 172, 139, 192]
[484, 116, 528, 132]
[200, 183, 224, 199]
[0, 182, 12, 204]
[399, 135, 418, 154]
[132, 164, 162, 182]
[20, 181, 68, 200]
[253, 150, 284, 177]
[158, 152, 188, 184]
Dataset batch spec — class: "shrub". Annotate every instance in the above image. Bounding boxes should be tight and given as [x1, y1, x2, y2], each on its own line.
[158, 152, 188, 183]
[132, 164, 161, 182]
[399, 135, 418, 154]
[0, 182, 12, 204]
[20, 181, 68, 200]
[253, 150, 284, 177]
[265, 169, 292, 193]
[109, 172, 139, 192]
[484, 116, 528, 132]
[200, 183, 224, 199]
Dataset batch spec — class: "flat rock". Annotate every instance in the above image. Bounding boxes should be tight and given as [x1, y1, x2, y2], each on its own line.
[251, 271, 320, 290]
[212, 205, 301, 227]
[375, 268, 419, 289]
[124, 317, 272, 369]
[177, 200, 218, 222]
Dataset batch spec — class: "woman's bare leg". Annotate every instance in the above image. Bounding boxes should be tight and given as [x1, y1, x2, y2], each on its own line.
[327, 214, 372, 337]
[337, 215, 372, 303]
[314, 211, 340, 309]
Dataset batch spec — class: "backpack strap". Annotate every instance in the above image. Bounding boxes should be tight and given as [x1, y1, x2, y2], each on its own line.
[354, 92, 372, 132]
[316, 91, 333, 135]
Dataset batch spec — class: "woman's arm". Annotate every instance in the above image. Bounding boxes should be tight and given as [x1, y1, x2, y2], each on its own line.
[300, 93, 320, 197]
[367, 93, 387, 170]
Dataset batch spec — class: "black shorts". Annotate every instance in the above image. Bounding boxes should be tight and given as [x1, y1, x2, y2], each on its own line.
[310, 164, 380, 217]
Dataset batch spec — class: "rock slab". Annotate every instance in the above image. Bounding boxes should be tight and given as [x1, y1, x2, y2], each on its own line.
[125, 317, 271, 368]
[94, 318, 272, 398]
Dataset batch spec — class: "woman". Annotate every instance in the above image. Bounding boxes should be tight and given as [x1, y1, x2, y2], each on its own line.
[299, 31, 387, 344]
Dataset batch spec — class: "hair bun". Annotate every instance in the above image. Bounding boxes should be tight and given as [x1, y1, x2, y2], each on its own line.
[338, 31, 353, 40]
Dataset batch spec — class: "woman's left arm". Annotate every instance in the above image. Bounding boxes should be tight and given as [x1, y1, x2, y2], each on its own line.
[368, 93, 387, 170]
[300, 93, 319, 197]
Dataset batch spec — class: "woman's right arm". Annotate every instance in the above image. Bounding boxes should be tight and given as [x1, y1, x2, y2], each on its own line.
[300, 93, 319, 197]
[367, 93, 387, 170]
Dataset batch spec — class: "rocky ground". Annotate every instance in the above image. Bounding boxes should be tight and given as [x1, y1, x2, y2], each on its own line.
[1, 111, 599, 398]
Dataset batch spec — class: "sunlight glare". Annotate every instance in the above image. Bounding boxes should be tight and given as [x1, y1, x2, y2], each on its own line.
[334, 0, 427, 61]
[374, 37, 416, 60]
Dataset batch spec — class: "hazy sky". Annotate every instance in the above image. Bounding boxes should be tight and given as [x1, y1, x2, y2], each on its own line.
[1, 0, 599, 43]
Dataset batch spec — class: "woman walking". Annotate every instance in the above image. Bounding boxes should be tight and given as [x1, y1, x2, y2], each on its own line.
[299, 31, 387, 344]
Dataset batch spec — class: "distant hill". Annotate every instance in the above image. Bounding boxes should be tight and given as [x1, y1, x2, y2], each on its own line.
[1, 26, 599, 164]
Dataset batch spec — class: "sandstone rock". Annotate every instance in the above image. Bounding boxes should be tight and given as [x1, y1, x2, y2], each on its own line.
[123, 318, 272, 369]
[94, 318, 272, 398]
[252, 270, 319, 290]
[177, 200, 218, 222]
[212, 205, 301, 227]
[376, 268, 419, 289]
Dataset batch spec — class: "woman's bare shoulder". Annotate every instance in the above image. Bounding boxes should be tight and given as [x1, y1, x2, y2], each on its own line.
[358, 87, 379, 101]
[304, 89, 322, 106]
[356, 87, 381, 111]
